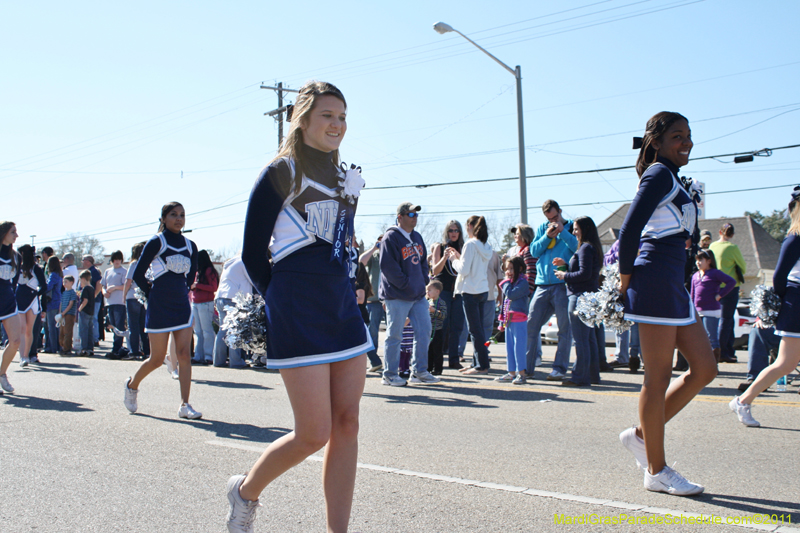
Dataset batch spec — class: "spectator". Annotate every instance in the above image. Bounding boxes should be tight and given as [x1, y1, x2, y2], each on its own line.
[512, 223, 537, 296]
[426, 280, 447, 375]
[525, 200, 578, 380]
[699, 229, 712, 251]
[430, 220, 466, 369]
[81, 255, 103, 345]
[483, 247, 504, 354]
[77, 270, 95, 356]
[59, 275, 78, 355]
[709, 223, 746, 363]
[43, 256, 63, 353]
[604, 239, 641, 370]
[690, 249, 736, 364]
[496, 256, 530, 384]
[190, 250, 219, 365]
[448, 215, 493, 374]
[102, 250, 128, 358]
[61, 253, 81, 353]
[123, 242, 150, 359]
[379, 202, 439, 387]
[213, 255, 252, 368]
[359, 236, 384, 372]
[737, 319, 779, 392]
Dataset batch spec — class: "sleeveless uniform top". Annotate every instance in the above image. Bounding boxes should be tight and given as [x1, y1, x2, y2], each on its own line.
[133, 230, 198, 333]
[618, 158, 698, 326]
[242, 143, 372, 368]
[0, 245, 20, 320]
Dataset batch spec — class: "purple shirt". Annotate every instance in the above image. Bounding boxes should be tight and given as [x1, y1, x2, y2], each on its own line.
[690, 268, 736, 313]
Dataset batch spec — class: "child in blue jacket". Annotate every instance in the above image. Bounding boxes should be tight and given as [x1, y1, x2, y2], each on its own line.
[496, 256, 530, 384]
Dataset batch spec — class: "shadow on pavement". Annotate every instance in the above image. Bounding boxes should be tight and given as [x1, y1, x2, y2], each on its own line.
[193, 379, 272, 391]
[25, 361, 88, 377]
[1, 394, 93, 412]
[134, 413, 289, 443]
[365, 381, 591, 407]
[699, 492, 798, 522]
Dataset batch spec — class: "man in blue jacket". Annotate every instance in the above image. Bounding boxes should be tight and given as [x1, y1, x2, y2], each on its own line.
[379, 203, 440, 387]
[526, 199, 578, 380]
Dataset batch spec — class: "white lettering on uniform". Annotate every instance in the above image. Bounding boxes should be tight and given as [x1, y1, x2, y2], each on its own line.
[0, 264, 14, 281]
[680, 203, 697, 234]
[165, 255, 191, 275]
[305, 200, 339, 243]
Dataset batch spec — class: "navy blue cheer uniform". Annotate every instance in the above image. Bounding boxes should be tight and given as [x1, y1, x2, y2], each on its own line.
[0, 245, 20, 320]
[773, 233, 800, 338]
[618, 157, 697, 326]
[16, 264, 46, 315]
[242, 144, 372, 369]
[133, 230, 198, 334]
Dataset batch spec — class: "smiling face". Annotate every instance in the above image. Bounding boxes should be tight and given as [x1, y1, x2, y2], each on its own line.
[163, 206, 186, 233]
[696, 256, 710, 271]
[447, 224, 460, 243]
[572, 223, 583, 242]
[301, 94, 347, 152]
[505, 262, 515, 278]
[652, 118, 692, 168]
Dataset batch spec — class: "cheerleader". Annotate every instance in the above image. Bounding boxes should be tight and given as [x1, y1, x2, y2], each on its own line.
[124, 202, 201, 419]
[730, 187, 800, 426]
[15, 244, 46, 368]
[0, 221, 22, 394]
[617, 112, 717, 496]
[226, 81, 372, 533]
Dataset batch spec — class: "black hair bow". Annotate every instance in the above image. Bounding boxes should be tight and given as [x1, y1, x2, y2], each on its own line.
[285, 104, 294, 122]
[632, 137, 643, 150]
[792, 185, 800, 200]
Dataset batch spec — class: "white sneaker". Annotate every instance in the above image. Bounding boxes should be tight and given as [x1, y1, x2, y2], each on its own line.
[729, 396, 760, 427]
[410, 371, 440, 384]
[494, 373, 515, 382]
[20, 357, 29, 368]
[644, 466, 704, 496]
[619, 426, 647, 471]
[226, 474, 261, 533]
[124, 378, 138, 413]
[178, 403, 202, 419]
[381, 375, 407, 387]
[0, 374, 14, 393]
[171, 370, 179, 380]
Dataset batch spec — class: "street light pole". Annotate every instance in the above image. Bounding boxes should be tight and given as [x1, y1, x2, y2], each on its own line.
[434, 22, 528, 223]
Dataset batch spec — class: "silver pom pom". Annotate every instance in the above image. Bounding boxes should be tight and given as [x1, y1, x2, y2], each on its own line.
[749, 285, 781, 328]
[134, 287, 148, 307]
[575, 263, 632, 333]
[222, 292, 267, 355]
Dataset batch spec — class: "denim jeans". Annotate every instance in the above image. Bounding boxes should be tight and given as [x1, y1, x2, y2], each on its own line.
[92, 301, 101, 343]
[107, 304, 127, 354]
[462, 292, 490, 370]
[594, 323, 607, 369]
[366, 301, 384, 367]
[746, 326, 779, 380]
[438, 290, 465, 366]
[614, 330, 630, 364]
[45, 308, 59, 353]
[382, 298, 432, 379]
[568, 294, 599, 385]
[79, 312, 93, 352]
[482, 298, 496, 345]
[192, 300, 215, 362]
[214, 298, 246, 368]
[718, 289, 739, 359]
[505, 320, 527, 373]
[526, 283, 572, 375]
[126, 298, 149, 355]
[701, 315, 720, 349]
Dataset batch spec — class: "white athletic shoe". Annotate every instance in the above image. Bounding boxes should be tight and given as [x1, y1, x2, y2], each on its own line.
[619, 425, 647, 471]
[729, 396, 760, 427]
[20, 357, 29, 368]
[226, 474, 261, 533]
[0, 374, 14, 393]
[171, 370, 179, 380]
[123, 378, 138, 413]
[178, 403, 202, 419]
[410, 371, 440, 384]
[644, 466, 704, 496]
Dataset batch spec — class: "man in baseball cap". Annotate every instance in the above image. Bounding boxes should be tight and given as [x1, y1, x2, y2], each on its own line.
[396, 202, 422, 217]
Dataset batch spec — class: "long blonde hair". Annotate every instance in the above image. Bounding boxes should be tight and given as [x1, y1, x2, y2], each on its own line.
[788, 193, 800, 237]
[272, 81, 347, 194]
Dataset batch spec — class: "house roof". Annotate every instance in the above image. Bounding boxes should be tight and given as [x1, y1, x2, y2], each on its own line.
[595, 204, 782, 273]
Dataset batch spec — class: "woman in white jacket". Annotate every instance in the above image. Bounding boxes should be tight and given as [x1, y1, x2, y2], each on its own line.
[446, 215, 493, 374]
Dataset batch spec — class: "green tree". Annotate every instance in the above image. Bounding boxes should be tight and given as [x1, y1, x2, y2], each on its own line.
[745, 209, 789, 242]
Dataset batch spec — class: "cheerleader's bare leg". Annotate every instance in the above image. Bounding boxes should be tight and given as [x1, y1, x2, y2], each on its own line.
[18, 309, 35, 362]
[1, 314, 22, 375]
[171, 327, 194, 404]
[636, 320, 716, 474]
[128, 332, 170, 389]
[239, 353, 367, 532]
[740, 337, 800, 405]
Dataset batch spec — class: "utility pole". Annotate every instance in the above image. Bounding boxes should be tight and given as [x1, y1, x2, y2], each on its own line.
[261, 83, 299, 149]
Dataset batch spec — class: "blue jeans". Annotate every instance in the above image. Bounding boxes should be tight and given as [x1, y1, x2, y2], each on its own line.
[718, 289, 739, 359]
[214, 298, 246, 368]
[382, 298, 432, 379]
[192, 300, 215, 362]
[505, 320, 527, 373]
[366, 301, 384, 367]
[92, 301, 101, 343]
[482, 298, 496, 345]
[45, 308, 59, 353]
[106, 304, 127, 353]
[526, 283, 572, 375]
[614, 323, 640, 363]
[462, 292, 490, 369]
[126, 299, 149, 355]
[746, 326, 779, 380]
[439, 290, 465, 366]
[79, 312, 93, 352]
[568, 294, 599, 385]
[701, 315, 720, 349]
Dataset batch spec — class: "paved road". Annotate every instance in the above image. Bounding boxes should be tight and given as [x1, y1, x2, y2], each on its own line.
[2, 337, 799, 532]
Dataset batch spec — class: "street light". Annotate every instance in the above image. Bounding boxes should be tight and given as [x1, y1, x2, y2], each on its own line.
[433, 21, 528, 223]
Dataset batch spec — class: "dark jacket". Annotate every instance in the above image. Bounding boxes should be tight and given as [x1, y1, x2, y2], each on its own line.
[378, 226, 428, 301]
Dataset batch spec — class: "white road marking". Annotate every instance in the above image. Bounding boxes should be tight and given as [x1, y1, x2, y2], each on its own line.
[207, 440, 799, 533]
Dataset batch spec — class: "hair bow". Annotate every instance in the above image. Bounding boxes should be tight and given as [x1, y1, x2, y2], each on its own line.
[632, 137, 643, 150]
[285, 104, 294, 122]
[792, 185, 800, 200]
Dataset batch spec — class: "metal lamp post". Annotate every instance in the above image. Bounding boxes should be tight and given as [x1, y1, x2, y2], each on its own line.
[433, 22, 528, 223]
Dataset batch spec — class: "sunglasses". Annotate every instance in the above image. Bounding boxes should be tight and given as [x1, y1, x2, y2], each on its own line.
[405, 212, 418, 218]
[448, 229, 459, 233]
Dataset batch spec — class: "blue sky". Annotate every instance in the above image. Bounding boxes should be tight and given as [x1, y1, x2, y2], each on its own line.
[2, 0, 799, 257]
